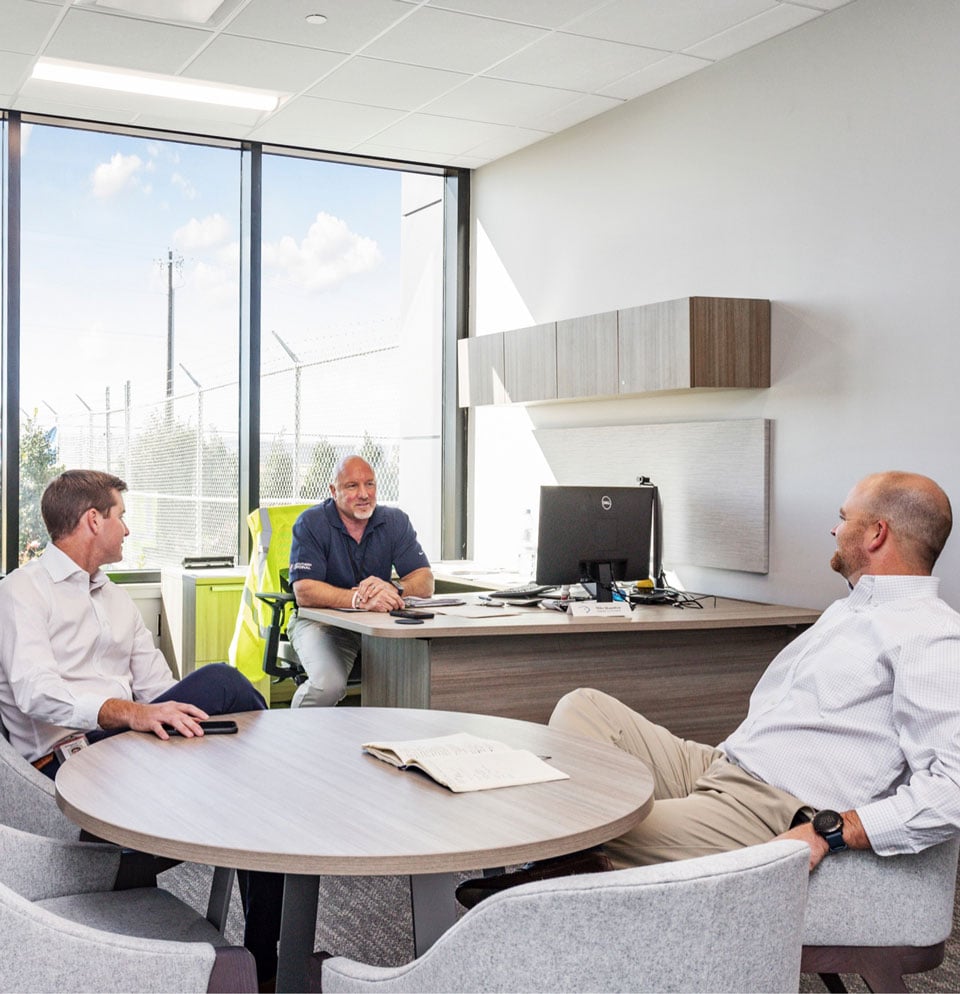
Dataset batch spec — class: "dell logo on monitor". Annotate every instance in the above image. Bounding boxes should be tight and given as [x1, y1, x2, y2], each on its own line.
[601, 495, 613, 510]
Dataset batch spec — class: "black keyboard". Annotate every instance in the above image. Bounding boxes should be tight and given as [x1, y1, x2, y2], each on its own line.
[488, 584, 556, 598]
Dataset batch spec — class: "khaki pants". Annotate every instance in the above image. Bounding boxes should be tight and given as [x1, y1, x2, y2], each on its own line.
[549, 688, 813, 868]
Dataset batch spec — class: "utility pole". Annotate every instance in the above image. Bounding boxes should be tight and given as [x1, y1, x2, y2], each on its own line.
[157, 249, 183, 420]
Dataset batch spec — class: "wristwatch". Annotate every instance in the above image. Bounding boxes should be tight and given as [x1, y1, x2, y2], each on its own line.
[812, 809, 847, 853]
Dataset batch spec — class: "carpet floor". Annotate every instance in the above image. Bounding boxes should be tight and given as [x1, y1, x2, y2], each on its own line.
[160, 860, 960, 991]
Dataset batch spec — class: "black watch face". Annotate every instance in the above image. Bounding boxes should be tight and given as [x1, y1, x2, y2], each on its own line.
[813, 809, 842, 835]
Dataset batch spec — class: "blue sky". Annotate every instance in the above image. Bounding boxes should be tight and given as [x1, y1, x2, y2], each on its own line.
[17, 122, 404, 429]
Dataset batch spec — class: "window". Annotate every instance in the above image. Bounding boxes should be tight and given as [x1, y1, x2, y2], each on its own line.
[18, 124, 241, 569]
[259, 155, 444, 558]
[2, 112, 458, 573]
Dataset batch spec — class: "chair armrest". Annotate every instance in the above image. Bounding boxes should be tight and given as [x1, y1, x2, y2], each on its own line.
[255, 591, 296, 628]
[0, 880, 219, 993]
[0, 824, 121, 900]
[803, 838, 960, 946]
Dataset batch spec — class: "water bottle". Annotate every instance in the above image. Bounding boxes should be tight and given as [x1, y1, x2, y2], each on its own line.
[518, 508, 537, 580]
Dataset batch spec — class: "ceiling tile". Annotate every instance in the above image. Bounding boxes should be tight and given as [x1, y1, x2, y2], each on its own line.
[363, 7, 547, 75]
[530, 92, 623, 133]
[422, 76, 585, 129]
[43, 7, 211, 73]
[3, 0, 63, 55]
[186, 34, 344, 92]
[412, 0, 609, 30]
[348, 141, 454, 167]
[307, 57, 468, 111]
[791, 0, 854, 9]
[129, 105, 255, 136]
[12, 87, 139, 125]
[459, 124, 552, 160]
[224, 0, 410, 53]
[565, 0, 777, 51]
[443, 152, 489, 169]
[371, 112, 522, 156]
[599, 52, 711, 101]
[491, 33, 664, 91]
[248, 94, 405, 148]
[0, 51, 33, 93]
[684, 3, 821, 61]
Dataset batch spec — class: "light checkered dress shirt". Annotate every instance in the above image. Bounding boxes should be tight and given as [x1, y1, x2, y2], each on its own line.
[720, 574, 960, 855]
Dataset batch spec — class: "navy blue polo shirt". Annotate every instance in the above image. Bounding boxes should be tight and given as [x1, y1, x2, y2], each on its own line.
[288, 498, 429, 588]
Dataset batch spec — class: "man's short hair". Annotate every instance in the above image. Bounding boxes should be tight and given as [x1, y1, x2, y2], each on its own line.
[41, 470, 128, 542]
[867, 472, 953, 572]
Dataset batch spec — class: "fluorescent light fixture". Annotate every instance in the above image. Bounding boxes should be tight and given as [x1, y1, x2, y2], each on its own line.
[73, 0, 229, 27]
[32, 58, 282, 112]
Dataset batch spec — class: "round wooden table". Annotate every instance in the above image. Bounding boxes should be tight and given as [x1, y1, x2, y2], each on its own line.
[57, 707, 654, 991]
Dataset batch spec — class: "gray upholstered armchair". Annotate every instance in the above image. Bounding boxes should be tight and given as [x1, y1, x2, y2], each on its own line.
[801, 837, 960, 993]
[0, 822, 255, 993]
[321, 839, 811, 993]
[0, 720, 80, 840]
[0, 717, 181, 889]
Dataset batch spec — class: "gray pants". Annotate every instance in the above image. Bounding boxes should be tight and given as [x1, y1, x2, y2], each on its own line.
[286, 615, 360, 708]
[548, 688, 813, 868]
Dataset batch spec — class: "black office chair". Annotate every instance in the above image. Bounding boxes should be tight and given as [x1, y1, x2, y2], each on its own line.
[255, 570, 306, 686]
[256, 570, 361, 704]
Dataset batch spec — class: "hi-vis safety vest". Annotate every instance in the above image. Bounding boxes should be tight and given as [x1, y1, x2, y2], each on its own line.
[228, 504, 310, 682]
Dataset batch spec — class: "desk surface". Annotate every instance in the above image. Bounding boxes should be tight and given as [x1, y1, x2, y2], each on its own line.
[55, 707, 654, 876]
[300, 594, 821, 640]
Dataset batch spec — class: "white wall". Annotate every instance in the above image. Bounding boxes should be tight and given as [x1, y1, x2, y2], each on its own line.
[468, 0, 960, 611]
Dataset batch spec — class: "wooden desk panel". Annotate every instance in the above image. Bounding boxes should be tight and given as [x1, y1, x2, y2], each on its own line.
[426, 626, 799, 743]
[302, 598, 819, 745]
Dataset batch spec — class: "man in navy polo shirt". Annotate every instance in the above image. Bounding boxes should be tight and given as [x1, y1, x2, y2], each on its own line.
[286, 454, 434, 707]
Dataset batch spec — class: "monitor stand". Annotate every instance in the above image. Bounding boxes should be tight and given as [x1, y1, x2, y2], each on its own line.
[594, 562, 615, 603]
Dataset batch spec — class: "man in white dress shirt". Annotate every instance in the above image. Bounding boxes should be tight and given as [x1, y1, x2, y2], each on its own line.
[0, 469, 282, 984]
[458, 470, 960, 906]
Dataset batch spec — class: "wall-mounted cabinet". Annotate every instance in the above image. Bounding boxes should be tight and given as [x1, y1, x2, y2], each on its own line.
[557, 310, 618, 399]
[458, 296, 770, 407]
[504, 322, 557, 402]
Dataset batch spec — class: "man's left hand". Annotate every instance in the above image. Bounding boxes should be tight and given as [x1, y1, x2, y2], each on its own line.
[98, 698, 210, 739]
[776, 821, 831, 871]
[354, 576, 405, 612]
[774, 808, 870, 871]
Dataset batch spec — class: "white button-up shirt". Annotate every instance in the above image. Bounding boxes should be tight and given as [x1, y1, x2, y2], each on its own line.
[720, 574, 960, 855]
[0, 544, 175, 762]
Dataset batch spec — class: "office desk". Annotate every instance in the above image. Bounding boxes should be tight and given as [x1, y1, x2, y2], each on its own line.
[299, 597, 821, 745]
[56, 707, 653, 993]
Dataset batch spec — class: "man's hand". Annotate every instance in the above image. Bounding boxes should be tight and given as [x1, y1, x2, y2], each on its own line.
[354, 575, 405, 612]
[776, 821, 831, 871]
[775, 808, 870, 871]
[98, 698, 209, 739]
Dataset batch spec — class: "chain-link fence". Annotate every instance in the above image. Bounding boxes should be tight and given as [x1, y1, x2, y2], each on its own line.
[27, 343, 410, 570]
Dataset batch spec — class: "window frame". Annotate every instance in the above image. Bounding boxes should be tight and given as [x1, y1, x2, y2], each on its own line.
[0, 109, 468, 575]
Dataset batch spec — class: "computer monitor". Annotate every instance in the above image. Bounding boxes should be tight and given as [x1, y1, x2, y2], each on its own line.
[535, 484, 660, 602]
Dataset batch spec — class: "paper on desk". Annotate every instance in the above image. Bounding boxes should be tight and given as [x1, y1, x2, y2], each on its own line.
[404, 596, 466, 607]
[437, 605, 527, 619]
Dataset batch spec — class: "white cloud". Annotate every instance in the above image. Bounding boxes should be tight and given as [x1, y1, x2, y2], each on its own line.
[171, 171, 198, 199]
[263, 211, 382, 291]
[173, 213, 232, 251]
[91, 152, 144, 199]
